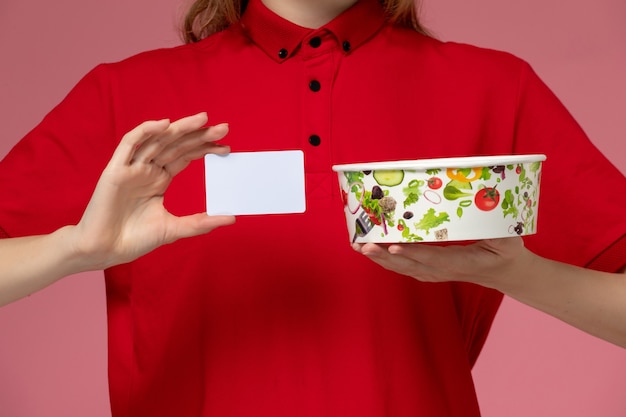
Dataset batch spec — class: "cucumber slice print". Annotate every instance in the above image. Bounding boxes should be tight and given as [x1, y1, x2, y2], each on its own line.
[373, 170, 404, 187]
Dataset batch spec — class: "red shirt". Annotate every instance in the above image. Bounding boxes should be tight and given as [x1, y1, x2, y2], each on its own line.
[1, 0, 625, 415]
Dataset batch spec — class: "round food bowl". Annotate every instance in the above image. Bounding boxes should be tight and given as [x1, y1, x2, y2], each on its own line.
[332, 154, 546, 243]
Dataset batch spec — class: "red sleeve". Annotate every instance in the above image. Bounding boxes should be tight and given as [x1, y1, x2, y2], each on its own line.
[586, 234, 626, 272]
[450, 282, 503, 367]
[0, 65, 117, 238]
[511, 62, 626, 273]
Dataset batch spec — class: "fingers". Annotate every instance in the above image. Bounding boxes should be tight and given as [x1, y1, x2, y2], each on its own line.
[109, 119, 171, 167]
[130, 113, 206, 164]
[353, 238, 526, 284]
[162, 140, 229, 176]
[353, 243, 432, 280]
[387, 243, 456, 268]
[386, 243, 476, 281]
[154, 123, 231, 176]
[133, 113, 230, 171]
[107, 113, 231, 181]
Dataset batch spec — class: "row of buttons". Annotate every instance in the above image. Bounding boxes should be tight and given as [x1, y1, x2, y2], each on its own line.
[307, 38, 325, 147]
[279, 36, 352, 149]
[309, 36, 351, 52]
[308, 62, 321, 146]
[277, 37, 351, 59]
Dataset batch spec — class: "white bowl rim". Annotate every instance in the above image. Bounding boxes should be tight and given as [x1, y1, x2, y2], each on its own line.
[332, 154, 546, 172]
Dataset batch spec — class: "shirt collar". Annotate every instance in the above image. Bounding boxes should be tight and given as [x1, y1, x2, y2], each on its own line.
[238, 0, 387, 62]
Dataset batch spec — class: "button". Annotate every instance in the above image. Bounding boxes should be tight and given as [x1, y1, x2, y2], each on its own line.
[342, 41, 351, 52]
[278, 48, 288, 59]
[309, 37, 322, 48]
[308, 135, 321, 146]
[309, 80, 321, 92]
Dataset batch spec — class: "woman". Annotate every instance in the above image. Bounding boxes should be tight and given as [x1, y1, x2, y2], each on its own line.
[1, 0, 624, 416]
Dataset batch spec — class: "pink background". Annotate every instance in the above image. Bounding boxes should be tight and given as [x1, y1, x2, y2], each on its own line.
[1, 0, 625, 416]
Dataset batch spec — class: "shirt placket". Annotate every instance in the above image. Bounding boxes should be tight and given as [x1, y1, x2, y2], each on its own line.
[299, 30, 342, 201]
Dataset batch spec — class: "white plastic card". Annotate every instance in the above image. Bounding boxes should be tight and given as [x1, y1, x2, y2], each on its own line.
[204, 150, 306, 216]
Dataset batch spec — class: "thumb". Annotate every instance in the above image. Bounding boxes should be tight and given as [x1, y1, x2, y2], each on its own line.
[171, 213, 236, 240]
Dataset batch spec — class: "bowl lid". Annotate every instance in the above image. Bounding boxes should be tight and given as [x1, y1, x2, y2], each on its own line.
[331, 154, 546, 172]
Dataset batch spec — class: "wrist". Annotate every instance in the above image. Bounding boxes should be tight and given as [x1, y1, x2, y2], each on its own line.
[58, 225, 111, 273]
[485, 246, 551, 296]
[472, 239, 540, 292]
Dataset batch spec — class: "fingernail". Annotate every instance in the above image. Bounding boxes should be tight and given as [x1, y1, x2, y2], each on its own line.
[388, 245, 401, 254]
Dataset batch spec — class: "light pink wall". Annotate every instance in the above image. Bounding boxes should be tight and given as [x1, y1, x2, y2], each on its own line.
[0, 1, 625, 416]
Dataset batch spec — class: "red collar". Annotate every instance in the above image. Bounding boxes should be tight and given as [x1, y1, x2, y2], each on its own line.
[238, 0, 387, 62]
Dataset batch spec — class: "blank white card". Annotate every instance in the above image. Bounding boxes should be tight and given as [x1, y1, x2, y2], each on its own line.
[204, 150, 306, 216]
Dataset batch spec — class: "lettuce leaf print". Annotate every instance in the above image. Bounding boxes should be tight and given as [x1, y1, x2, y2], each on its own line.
[402, 179, 424, 208]
[443, 179, 473, 201]
[414, 208, 450, 235]
[344, 171, 365, 192]
[501, 189, 519, 219]
[479, 167, 492, 181]
[529, 162, 541, 173]
[398, 219, 424, 242]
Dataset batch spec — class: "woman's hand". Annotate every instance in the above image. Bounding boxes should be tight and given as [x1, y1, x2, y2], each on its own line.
[354, 238, 626, 347]
[352, 237, 531, 289]
[0, 113, 236, 306]
[72, 112, 236, 269]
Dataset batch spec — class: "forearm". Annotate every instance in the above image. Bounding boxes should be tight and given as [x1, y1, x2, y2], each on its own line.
[0, 226, 95, 307]
[494, 250, 626, 348]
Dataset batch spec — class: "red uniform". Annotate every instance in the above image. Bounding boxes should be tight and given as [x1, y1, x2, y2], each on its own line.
[1, 0, 625, 415]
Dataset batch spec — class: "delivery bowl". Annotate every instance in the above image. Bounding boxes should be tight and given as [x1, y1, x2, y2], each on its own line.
[332, 154, 546, 243]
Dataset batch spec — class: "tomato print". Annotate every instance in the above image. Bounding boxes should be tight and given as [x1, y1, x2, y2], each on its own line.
[474, 186, 500, 211]
[427, 177, 443, 190]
